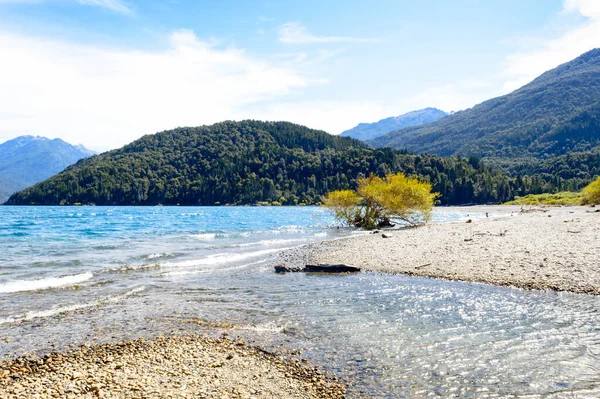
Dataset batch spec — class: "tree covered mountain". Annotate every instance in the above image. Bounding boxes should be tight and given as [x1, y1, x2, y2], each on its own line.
[370, 49, 600, 162]
[6, 120, 539, 206]
[340, 108, 447, 141]
[0, 136, 95, 203]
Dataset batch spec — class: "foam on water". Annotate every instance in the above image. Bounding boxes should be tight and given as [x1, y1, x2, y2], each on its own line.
[0, 286, 145, 325]
[0, 272, 93, 294]
[144, 253, 173, 260]
[161, 248, 290, 268]
[162, 259, 268, 277]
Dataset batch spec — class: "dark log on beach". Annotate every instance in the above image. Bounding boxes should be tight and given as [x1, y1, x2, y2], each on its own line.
[274, 264, 361, 273]
[274, 265, 303, 273]
[303, 264, 361, 273]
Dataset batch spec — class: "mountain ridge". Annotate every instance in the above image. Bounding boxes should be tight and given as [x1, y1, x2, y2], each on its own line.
[370, 48, 600, 161]
[340, 107, 447, 141]
[0, 135, 95, 203]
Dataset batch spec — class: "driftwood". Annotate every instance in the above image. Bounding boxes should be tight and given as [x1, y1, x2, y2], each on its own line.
[304, 264, 361, 273]
[274, 264, 361, 274]
[413, 263, 432, 270]
[274, 265, 303, 273]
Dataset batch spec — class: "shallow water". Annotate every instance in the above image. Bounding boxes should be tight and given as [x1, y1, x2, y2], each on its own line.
[1, 206, 598, 398]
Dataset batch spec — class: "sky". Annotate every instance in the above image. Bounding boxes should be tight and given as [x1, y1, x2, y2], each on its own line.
[0, 0, 599, 151]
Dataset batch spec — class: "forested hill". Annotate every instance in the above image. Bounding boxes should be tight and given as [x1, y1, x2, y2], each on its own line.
[370, 48, 600, 160]
[6, 120, 532, 206]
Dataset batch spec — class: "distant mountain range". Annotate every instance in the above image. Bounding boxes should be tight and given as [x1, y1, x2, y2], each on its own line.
[340, 107, 448, 141]
[370, 49, 600, 164]
[5, 121, 527, 206]
[0, 136, 95, 203]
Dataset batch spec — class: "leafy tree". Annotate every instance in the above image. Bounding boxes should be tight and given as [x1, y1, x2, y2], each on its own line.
[582, 176, 600, 205]
[323, 173, 437, 229]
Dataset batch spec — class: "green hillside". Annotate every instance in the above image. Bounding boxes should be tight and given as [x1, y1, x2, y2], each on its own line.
[6, 120, 527, 206]
[370, 49, 600, 161]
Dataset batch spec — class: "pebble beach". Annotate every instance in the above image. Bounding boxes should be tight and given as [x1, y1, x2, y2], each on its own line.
[308, 205, 600, 295]
[0, 335, 346, 399]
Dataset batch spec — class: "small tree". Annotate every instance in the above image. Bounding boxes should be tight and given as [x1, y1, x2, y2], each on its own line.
[582, 176, 600, 205]
[323, 173, 438, 229]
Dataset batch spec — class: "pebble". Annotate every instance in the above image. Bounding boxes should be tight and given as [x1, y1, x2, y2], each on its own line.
[0, 335, 346, 399]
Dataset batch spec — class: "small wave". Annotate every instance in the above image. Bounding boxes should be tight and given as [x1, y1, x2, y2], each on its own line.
[104, 263, 161, 273]
[190, 233, 230, 241]
[236, 238, 305, 248]
[163, 259, 268, 277]
[0, 272, 93, 294]
[237, 321, 287, 333]
[162, 248, 290, 268]
[93, 244, 123, 250]
[191, 233, 216, 240]
[0, 286, 145, 325]
[144, 252, 173, 260]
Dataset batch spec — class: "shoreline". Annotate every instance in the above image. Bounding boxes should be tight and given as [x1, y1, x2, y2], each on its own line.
[287, 205, 600, 295]
[0, 335, 346, 399]
[2, 205, 598, 398]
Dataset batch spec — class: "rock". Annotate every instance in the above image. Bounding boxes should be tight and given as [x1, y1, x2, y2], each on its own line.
[381, 233, 392, 238]
[466, 219, 472, 223]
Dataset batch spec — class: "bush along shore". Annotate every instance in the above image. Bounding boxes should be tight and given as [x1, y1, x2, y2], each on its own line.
[0, 335, 346, 399]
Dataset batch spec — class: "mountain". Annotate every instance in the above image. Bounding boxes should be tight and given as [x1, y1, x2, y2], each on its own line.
[370, 49, 600, 161]
[5, 120, 525, 206]
[340, 108, 448, 141]
[0, 136, 95, 203]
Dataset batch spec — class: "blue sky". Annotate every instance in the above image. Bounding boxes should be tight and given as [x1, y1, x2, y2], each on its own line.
[0, 0, 598, 150]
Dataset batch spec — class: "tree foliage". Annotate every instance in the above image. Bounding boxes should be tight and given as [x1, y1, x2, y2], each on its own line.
[321, 190, 362, 225]
[324, 173, 437, 229]
[582, 176, 600, 205]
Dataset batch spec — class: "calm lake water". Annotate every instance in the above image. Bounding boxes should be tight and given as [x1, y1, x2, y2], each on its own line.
[1, 206, 599, 398]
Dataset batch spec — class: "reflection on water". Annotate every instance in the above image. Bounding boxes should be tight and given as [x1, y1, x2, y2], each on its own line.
[1, 206, 599, 398]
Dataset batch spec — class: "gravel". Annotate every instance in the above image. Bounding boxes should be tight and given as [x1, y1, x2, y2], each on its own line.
[0, 335, 346, 399]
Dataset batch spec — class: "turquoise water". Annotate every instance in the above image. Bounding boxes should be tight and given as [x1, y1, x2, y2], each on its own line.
[1, 206, 599, 398]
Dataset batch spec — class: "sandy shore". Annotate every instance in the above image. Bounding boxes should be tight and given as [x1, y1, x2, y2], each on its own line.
[0, 336, 346, 399]
[305, 205, 600, 295]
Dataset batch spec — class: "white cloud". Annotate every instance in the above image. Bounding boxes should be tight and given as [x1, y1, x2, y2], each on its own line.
[563, 0, 600, 18]
[76, 0, 132, 15]
[502, 0, 600, 92]
[0, 30, 308, 149]
[0, 0, 132, 14]
[278, 22, 376, 44]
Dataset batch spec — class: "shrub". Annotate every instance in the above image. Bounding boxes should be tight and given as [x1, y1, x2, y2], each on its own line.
[323, 173, 438, 229]
[582, 176, 600, 205]
[504, 192, 582, 206]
